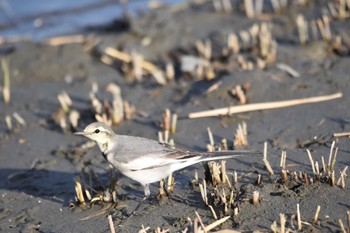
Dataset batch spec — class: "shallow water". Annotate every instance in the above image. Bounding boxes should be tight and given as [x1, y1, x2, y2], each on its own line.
[0, 0, 182, 39]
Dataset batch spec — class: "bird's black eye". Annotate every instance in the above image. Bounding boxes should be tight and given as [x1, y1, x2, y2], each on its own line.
[94, 129, 100, 134]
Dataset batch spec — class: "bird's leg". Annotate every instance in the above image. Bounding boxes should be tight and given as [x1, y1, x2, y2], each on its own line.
[163, 183, 185, 204]
[126, 184, 150, 218]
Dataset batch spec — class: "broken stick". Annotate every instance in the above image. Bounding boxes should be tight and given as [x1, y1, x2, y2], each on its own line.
[188, 92, 342, 119]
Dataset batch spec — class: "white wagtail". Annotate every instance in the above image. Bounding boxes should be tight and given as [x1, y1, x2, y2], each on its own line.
[75, 122, 259, 197]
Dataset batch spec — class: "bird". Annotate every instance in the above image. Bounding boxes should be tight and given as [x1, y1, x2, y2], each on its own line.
[74, 122, 260, 197]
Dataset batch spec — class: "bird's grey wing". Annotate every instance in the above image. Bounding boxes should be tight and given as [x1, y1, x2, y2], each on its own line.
[112, 135, 197, 171]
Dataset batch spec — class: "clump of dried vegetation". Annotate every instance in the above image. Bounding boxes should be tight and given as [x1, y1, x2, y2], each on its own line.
[52, 82, 136, 133]
[191, 136, 349, 232]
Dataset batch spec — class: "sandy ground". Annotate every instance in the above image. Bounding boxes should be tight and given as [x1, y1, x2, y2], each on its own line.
[1, 1, 350, 232]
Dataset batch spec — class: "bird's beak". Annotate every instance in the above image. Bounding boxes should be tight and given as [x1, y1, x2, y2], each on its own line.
[74, 131, 86, 136]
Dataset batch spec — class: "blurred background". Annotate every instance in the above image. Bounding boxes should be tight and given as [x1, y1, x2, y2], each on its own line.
[0, 0, 182, 39]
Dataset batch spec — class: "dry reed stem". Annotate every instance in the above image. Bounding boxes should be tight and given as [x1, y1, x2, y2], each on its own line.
[328, 141, 336, 170]
[252, 191, 259, 205]
[303, 172, 309, 186]
[306, 149, 316, 175]
[228, 33, 240, 53]
[244, 0, 255, 18]
[339, 219, 346, 233]
[256, 174, 262, 185]
[314, 205, 321, 224]
[90, 93, 102, 114]
[234, 122, 248, 146]
[205, 81, 222, 95]
[85, 189, 92, 201]
[75, 177, 85, 205]
[13, 112, 26, 126]
[221, 138, 228, 150]
[208, 205, 218, 219]
[123, 100, 135, 120]
[207, 127, 215, 147]
[207, 144, 214, 152]
[271, 220, 277, 233]
[234, 171, 238, 184]
[276, 63, 300, 78]
[5, 115, 12, 130]
[100, 55, 114, 65]
[337, 166, 348, 186]
[166, 63, 175, 81]
[233, 207, 239, 216]
[69, 110, 80, 129]
[188, 92, 342, 118]
[232, 85, 247, 104]
[258, 23, 272, 59]
[338, 171, 347, 188]
[331, 147, 339, 171]
[280, 169, 287, 183]
[163, 109, 171, 131]
[195, 211, 207, 233]
[1, 58, 10, 104]
[315, 162, 320, 176]
[296, 14, 308, 44]
[139, 225, 150, 233]
[263, 142, 274, 175]
[322, 156, 326, 173]
[57, 91, 72, 113]
[167, 174, 174, 192]
[221, 160, 227, 184]
[194, 169, 199, 184]
[203, 216, 231, 232]
[105, 47, 131, 62]
[331, 170, 335, 186]
[210, 162, 222, 184]
[45, 35, 86, 46]
[158, 180, 166, 197]
[199, 183, 208, 205]
[131, 51, 143, 81]
[106, 83, 124, 124]
[171, 113, 177, 134]
[280, 150, 286, 169]
[164, 130, 169, 144]
[280, 213, 286, 233]
[105, 47, 166, 85]
[108, 215, 116, 233]
[333, 132, 350, 137]
[297, 204, 302, 231]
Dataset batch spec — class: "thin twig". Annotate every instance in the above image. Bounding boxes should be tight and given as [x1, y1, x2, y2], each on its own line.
[306, 149, 316, 175]
[297, 204, 302, 231]
[44, 35, 86, 46]
[188, 93, 342, 118]
[1, 58, 10, 104]
[263, 142, 274, 175]
[108, 215, 116, 233]
[314, 205, 321, 224]
[333, 132, 350, 137]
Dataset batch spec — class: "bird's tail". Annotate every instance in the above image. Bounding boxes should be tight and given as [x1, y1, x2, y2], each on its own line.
[196, 150, 261, 162]
[171, 150, 261, 173]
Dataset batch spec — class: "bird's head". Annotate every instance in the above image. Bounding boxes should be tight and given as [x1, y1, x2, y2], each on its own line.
[74, 122, 114, 145]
